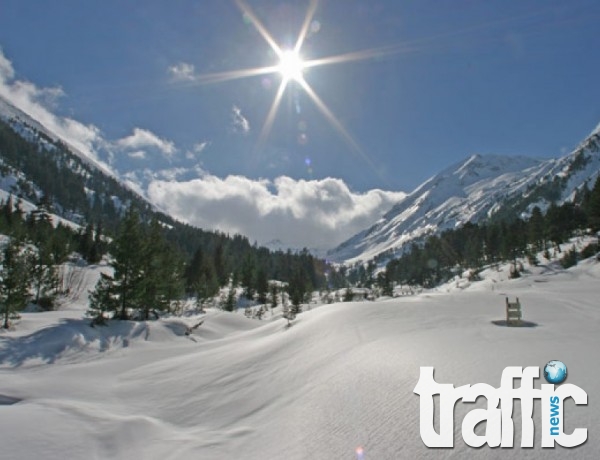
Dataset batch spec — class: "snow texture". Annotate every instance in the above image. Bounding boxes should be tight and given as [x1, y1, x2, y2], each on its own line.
[1, 255, 599, 459]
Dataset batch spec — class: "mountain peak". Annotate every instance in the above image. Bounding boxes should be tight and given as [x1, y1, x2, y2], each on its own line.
[328, 126, 600, 264]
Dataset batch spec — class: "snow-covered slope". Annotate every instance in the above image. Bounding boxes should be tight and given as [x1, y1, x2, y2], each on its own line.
[0, 95, 166, 226]
[1, 257, 599, 459]
[329, 127, 600, 264]
[0, 95, 115, 178]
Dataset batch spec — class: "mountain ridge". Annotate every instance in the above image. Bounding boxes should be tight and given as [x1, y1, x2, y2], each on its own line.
[328, 128, 600, 264]
[3, 92, 599, 267]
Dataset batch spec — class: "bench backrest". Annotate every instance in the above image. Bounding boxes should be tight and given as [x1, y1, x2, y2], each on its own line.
[506, 297, 522, 324]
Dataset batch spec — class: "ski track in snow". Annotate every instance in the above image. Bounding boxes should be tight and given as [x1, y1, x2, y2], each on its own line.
[0, 259, 599, 459]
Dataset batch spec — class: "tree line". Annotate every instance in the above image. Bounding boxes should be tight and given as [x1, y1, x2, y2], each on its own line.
[378, 176, 600, 290]
[0, 194, 108, 328]
[88, 206, 347, 324]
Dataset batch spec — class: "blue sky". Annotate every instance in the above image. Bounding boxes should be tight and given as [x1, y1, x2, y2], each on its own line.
[1, 0, 599, 249]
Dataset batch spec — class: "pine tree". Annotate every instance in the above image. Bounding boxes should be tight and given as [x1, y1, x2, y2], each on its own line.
[160, 240, 186, 312]
[1, 239, 33, 328]
[222, 283, 236, 312]
[528, 206, 545, 251]
[240, 253, 256, 300]
[255, 266, 268, 305]
[269, 283, 278, 310]
[2, 194, 14, 228]
[588, 176, 600, 232]
[30, 240, 58, 309]
[377, 271, 393, 297]
[88, 273, 117, 325]
[545, 204, 566, 251]
[111, 207, 145, 320]
[48, 227, 71, 266]
[213, 241, 228, 286]
[287, 268, 306, 314]
[343, 287, 354, 302]
[138, 218, 170, 320]
[187, 247, 219, 311]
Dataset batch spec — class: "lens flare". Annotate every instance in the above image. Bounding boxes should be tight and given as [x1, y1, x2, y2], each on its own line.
[355, 446, 365, 459]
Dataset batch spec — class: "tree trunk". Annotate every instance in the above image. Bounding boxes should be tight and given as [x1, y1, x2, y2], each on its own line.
[3, 305, 9, 329]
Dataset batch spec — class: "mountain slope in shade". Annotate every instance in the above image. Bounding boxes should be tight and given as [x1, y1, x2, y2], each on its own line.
[329, 126, 600, 264]
[0, 95, 116, 179]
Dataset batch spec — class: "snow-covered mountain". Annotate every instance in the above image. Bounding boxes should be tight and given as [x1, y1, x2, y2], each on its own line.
[329, 125, 600, 264]
[0, 95, 168, 230]
[0, 95, 116, 179]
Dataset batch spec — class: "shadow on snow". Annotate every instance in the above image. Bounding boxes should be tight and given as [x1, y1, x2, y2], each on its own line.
[0, 319, 150, 367]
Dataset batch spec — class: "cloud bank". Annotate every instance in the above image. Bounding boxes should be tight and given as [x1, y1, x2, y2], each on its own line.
[147, 175, 405, 250]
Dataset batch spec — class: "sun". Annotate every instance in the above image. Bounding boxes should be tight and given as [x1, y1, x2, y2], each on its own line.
[185, 0, 395, 176]
[278, 50, 305, 82]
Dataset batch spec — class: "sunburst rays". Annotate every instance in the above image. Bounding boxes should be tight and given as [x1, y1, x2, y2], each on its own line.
[187, 0, 395, 174]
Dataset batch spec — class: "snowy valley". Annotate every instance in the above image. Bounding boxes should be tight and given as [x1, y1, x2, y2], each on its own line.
[1, 240, 599, 459]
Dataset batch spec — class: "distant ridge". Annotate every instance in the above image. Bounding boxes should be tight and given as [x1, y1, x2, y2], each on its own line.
[328, 126, 600, 264]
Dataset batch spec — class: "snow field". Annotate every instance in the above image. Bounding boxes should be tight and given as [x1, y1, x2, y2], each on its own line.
[0, 258, 599, 459]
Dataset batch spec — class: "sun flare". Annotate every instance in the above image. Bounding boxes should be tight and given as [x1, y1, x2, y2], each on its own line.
[278, 50, 305, 82]
[187, 0, 394, 177]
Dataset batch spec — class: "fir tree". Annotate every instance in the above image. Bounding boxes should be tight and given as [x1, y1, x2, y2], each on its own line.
[528, 206, 545, 251]
[30, 240, 58, 308]
[255, 266, 269, 305]
[222, 283, 236, 312]
[377, 271, 393, 297]
[588, 176, 600, 232]
[138, 218, 170, 320]
[1, 239, 33, 328]
[111, 207, 145, 319]
[240, 253, 256, 301]
[343, 287, 354, 302]
[88, 273, 117, 326]
[269, 283, 278, 310]
[187, 247, 219, 310]
[287, 268, 306, 315]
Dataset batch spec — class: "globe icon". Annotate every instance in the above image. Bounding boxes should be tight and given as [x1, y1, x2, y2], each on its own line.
[544, 360, 567, 384]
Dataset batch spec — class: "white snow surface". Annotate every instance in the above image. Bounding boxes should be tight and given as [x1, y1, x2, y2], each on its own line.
[1, 256, 599, 459]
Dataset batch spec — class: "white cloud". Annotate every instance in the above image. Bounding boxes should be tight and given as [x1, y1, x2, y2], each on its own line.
[116, 127, 176, 157]
[0, 48, 106, 169]
[0, 49, 181, 174]
[0, 49, 15, 80]
[194, 141, 209, 153]
[231, 105, 250, 134]
[168, 62, 196, 81]
[128, 150, 147, 159]
[186, 141, 210, 159]
[156, 167, 189, 181]
[147, 175, 405, 249]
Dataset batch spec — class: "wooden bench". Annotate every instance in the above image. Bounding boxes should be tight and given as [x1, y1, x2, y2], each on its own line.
[506, 297, 522, 326]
